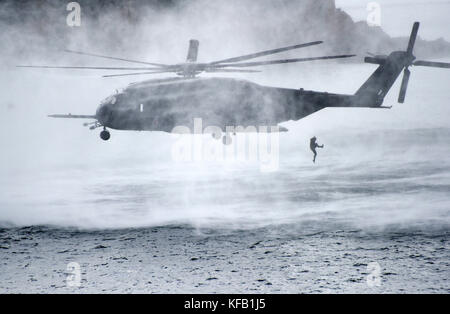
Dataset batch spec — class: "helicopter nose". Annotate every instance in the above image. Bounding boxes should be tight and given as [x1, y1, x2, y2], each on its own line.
[96, 105, 113, 124]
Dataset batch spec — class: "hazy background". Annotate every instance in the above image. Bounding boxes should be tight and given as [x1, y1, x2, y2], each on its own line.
[0, 0, 449, 230]
[336, 0, 450, 40]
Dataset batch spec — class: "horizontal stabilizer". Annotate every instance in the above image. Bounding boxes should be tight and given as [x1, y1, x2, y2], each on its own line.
[364, 56, 387, 65]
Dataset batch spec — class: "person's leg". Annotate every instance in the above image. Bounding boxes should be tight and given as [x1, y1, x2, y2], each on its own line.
[312, 149, 317, 163]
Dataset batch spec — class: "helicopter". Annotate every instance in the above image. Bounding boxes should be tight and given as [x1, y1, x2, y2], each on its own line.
[18, 22, 450, 143]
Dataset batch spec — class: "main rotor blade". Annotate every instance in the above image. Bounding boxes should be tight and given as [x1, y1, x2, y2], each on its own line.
[211, 54, 355, 68]
[209, 41, 323, 65]
[48, 114, 96, 119]
[102, 70, 175, 78]
[406, 22, 420, 55]
[205, 68, 262, 73]
[64, 49, 169, 67]
[398, 68, 411, 103]
[17, 65, 160, 70]
[414, 60, 450, 69]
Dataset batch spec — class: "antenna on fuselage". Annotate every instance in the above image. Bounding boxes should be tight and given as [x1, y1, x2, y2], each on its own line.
[186, 39, 200, 62]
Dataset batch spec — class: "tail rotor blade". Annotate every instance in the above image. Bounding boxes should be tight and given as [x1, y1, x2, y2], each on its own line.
[406, 22, 420, 55]
[398, 68, 411, 103]
[414, 60, 450, 69]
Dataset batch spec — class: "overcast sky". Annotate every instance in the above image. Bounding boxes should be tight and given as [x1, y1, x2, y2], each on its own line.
[336, 0, 450, 40]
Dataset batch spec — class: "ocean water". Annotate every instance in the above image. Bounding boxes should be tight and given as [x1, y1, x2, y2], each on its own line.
[0, 61, 449, 293]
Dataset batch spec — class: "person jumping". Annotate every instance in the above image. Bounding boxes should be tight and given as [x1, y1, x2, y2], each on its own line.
[310, 136, 324, 163]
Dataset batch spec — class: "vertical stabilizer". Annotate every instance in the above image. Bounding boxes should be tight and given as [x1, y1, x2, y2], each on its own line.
[354, 22, 421, 106]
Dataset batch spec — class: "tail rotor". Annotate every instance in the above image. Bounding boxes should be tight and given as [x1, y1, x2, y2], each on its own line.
[397, 22, 450, 103]
[362, 22, 450, 105]
[397, 22, 419, 103]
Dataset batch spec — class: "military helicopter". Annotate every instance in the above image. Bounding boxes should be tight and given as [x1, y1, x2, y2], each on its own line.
[18, 22, 450, 143]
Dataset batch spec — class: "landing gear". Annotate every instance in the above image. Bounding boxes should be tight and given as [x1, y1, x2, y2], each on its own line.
[82, 120, 110, 141]
[100, 128, 111, 141]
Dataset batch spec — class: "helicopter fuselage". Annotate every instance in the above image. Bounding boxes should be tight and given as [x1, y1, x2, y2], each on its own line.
[42, 22, 449, 141]
[95, 77, 367, 133]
